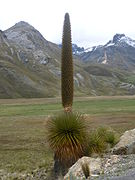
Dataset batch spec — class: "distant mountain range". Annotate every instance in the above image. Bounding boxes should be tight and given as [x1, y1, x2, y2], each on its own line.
[77, 33, 135, 71]
[0, 21, 135, 98]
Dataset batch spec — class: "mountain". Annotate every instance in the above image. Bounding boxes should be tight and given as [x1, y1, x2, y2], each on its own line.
[0, 22, 135, 98]
[0, 22, 94, 98]
[0, 22, 62, 98]
[59, 43, 85, 55]
[79, 34, 135, 71]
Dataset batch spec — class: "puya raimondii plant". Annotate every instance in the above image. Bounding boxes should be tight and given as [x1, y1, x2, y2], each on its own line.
[47, 13, 87, 177]
[61, 13, 73, 113]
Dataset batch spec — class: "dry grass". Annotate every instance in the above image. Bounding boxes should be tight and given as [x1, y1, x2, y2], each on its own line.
[0, 95, 135, 105]
[86, 114, 135, 134]
[0, 116, 52, 172]
[0, 96, 135, 173]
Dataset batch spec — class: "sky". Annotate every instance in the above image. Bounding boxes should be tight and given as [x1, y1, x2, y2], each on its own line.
[0, 0, 135, 48]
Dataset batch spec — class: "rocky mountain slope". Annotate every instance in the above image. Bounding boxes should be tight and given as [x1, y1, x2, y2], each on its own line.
[79, 34, 135, 71]
[0, 22, 135, 98]
[0, 22, 93, 98]
[0, 23, 60, 98]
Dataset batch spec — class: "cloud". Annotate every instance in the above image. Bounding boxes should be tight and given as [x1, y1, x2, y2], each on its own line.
[0, 0, 135, 47]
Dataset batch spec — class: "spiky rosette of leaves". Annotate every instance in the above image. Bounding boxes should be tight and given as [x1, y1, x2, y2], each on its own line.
[61, 13, 73, 111]
[47, 112, 87, 164]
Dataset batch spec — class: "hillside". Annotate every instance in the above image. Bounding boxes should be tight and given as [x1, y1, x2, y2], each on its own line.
[0, 22, 92, 98]
[0, 23, 135, 98]
[0, 25, 60, 98]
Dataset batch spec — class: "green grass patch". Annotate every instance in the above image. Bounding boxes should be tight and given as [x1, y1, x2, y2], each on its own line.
[0, 103, 62, 117]
[0, 97, 135, 118]
[73, 98, 135, 115]
[0, 96, 135, 173]
[124, 74, 135, 85]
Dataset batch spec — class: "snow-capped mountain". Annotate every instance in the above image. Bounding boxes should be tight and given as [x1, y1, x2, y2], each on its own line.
[105, 34, 135, 48]
[59, 43, 85, 55]
[78, 34, 135, 71]
[74, 34, 135, 55]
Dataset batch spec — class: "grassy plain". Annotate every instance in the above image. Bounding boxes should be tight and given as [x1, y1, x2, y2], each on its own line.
[0, 96, 135, 173]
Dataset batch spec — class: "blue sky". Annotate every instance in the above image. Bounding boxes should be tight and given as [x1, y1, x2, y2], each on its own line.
[0, 0, 135, 47]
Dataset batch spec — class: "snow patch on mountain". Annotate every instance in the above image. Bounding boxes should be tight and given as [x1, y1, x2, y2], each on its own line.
[105, 34, 135, 48]
[105, 41, 115, 47]
[102, 59, 107, 64]
[84, 47, 94, 52]
[120, 36, 135, 48]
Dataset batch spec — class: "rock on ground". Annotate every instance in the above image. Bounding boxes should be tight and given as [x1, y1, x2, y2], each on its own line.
[64, 155, 135, 179]
[64, 156, 101, 179]
[112, 128, 135, 155]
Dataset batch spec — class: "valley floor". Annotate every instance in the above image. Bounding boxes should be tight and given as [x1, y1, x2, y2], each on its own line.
[0, 96, 135, 176]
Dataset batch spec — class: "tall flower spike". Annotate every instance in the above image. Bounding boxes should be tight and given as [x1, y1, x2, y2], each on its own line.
[61, 13, 73, 112]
